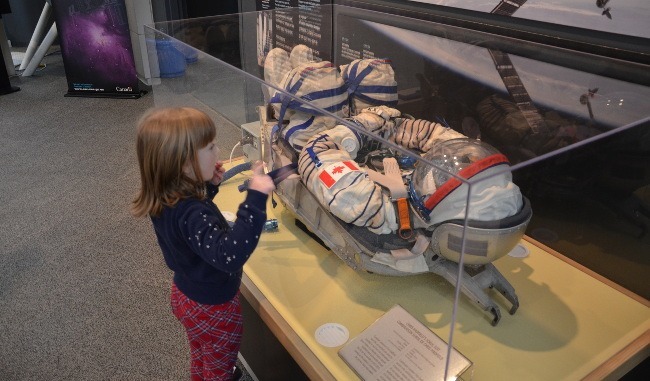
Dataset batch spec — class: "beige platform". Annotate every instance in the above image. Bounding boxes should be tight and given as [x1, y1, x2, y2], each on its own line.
[219, 164, 649, 381]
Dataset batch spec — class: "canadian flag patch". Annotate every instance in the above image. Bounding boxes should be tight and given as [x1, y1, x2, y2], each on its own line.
[318, 161, 360, 189]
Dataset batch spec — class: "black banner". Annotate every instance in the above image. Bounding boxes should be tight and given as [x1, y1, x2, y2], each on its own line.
[0, 0, 10, 14]
[52, 0, 140, 98]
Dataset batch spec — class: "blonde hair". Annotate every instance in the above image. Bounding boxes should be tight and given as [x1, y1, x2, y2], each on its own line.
[132, 107, 216, 218]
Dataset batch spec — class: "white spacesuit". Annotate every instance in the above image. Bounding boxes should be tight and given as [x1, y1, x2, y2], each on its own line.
[259, 45, 530, 325]
[264, 46, 347, 151]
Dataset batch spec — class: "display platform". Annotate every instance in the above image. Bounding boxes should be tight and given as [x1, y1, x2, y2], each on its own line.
[220, 161, 649, 381]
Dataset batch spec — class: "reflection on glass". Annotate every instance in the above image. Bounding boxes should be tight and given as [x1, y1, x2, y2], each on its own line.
[406, 0, 650, 38]
[144, 5, 649, 379]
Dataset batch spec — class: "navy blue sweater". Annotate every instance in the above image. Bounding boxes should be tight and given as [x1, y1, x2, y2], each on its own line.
[151, 183, 268, 305]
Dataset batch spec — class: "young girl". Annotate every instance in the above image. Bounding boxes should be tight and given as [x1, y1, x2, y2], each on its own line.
[132, 107, 275, 380]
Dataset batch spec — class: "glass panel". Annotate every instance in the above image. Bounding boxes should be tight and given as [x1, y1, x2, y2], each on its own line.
[144, 4, 649, 380]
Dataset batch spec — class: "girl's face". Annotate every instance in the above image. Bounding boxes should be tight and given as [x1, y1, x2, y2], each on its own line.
[186, 138, 220, 181]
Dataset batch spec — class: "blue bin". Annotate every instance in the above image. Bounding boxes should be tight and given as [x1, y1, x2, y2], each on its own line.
[155, 40, 186, 78]
[173, 41, 199, 64]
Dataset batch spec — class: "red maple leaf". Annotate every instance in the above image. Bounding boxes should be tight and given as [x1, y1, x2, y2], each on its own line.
[332, 166, 345, 174]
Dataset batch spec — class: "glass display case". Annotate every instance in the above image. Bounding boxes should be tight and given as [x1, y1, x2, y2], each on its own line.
[144, 3, 649, 380]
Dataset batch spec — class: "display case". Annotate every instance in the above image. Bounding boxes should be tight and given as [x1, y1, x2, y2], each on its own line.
[144, 3, 649, 380]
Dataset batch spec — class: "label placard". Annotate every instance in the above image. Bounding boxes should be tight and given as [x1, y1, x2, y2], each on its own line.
[339, 305, 472, 381]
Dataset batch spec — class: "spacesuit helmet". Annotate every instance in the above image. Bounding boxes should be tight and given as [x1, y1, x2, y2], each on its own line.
[409, 138, 509, 221]
[409, 138, 531, 266]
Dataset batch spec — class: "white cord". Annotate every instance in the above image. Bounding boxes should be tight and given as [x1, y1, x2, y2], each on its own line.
[229, 141, 241, 163]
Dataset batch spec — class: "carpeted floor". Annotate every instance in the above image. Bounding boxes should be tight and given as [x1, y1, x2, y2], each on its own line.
[0, 48, 253, 380]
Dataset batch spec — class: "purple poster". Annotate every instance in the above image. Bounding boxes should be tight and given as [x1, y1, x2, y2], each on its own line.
[52, 0, 140, 98]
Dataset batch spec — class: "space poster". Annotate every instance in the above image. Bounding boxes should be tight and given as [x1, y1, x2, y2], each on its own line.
[52, 0, 139, 98]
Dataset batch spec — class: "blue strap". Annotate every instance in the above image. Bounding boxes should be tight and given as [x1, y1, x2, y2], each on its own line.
[305, 134, 329, 168]
[303, 85, 347, 101]
[223, 161, 252, 182]
[276, 73, 307, 126]
[269, 68, 304, 106]
[408, 179, 431, 222]
[353, 92, 399, 107]
[345, 63, 375, 97]
[238, 163, 299, 192]
[268, 162, 298, 184]
[355, 85, 397, 94]
[290, 97, 348, 115]
[268, 93, 283, 104]
[284, 115, 315, 146]
[344, 61, 398, 108]
[275, 70, 347, 130]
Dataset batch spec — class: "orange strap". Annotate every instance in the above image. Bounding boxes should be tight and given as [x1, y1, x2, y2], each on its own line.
[396, 198, 413, 239]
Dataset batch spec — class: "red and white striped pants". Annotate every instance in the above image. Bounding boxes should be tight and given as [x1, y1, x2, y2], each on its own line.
[171, 283, 243, 381]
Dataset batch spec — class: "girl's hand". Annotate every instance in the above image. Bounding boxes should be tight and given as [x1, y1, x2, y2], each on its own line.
[247, 161, 275, 194]
[211, 161, 226, 185]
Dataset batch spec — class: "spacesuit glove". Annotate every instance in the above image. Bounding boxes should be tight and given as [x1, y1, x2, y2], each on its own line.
[351, 107, 400, 133]
[360, 105, 401, 120]
[351, 112, 385, 133]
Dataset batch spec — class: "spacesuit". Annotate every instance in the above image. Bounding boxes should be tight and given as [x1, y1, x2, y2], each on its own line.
[260, 46, 531, 324]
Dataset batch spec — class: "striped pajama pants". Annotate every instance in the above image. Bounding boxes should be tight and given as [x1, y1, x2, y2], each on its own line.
[171, 283, 243, 381]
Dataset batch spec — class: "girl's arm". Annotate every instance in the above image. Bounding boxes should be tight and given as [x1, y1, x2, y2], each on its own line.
[179, 189, 269, 272]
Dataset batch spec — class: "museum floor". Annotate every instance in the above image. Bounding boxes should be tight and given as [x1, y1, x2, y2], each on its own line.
[0, 47, 253, 380]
